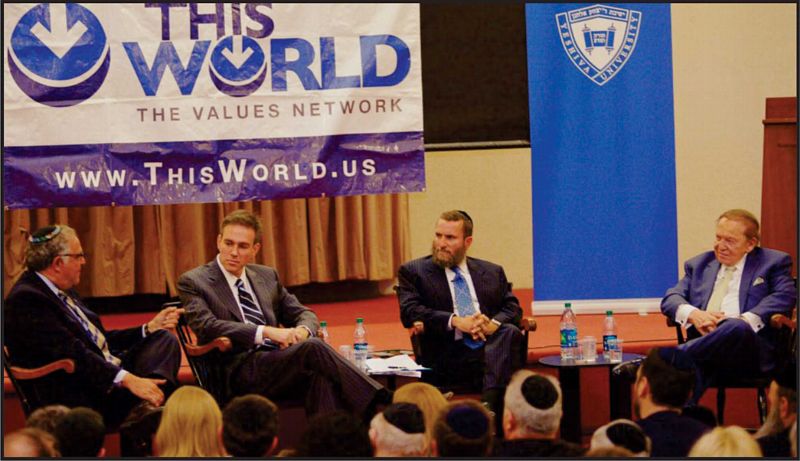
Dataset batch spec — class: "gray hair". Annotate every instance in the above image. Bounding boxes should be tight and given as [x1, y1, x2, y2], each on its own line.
[503, 370, 562, 436]
[25, 226, 76, 272]
[369, 412, 427, 456]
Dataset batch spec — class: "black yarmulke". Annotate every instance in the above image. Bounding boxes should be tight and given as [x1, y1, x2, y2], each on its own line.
[774, 360, 797, 391]
[383, 403, 425, 434]
[446, 405, 488, 439]
[521, 375, 558, 409]
[605, 421, 648, 454]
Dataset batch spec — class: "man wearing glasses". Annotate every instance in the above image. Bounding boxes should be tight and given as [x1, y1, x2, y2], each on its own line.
[4, 225, 182, 427]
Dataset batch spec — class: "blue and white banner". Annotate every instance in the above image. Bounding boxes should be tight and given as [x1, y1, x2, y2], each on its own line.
[3, 3, 424, 209]
[527, 4, 678, 314]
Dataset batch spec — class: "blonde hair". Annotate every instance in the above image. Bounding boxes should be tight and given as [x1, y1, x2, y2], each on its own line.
[155, 386, 226, 457]
[688, 426, 762, 457]
[393, 382, 448, 451]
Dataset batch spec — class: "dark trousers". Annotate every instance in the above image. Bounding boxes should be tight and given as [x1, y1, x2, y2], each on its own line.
[678, 318, 771, 403]
[231, 338, 385, 417]
[425, 323, 523, 392]
[103, 330, 181, 427]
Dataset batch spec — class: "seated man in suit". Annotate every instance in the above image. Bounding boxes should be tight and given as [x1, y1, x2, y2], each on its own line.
[177, 210, 388, 419]
[661, 209, 796, 402]
[4, 225, 182, 427]
[396, 210, 524, 406]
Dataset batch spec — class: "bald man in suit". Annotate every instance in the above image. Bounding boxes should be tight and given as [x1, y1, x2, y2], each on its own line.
[177, 210, 388, 418]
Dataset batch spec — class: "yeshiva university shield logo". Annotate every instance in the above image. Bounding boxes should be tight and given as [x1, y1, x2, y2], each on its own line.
[556, 4, 641, 86]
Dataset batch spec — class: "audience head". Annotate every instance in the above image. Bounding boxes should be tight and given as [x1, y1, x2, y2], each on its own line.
[53, 406, 106, 457]
[369, 403, 427, 457]
[222, 394, 279, 457]
[585, 445, 636, 457]
[4, 428, 58, 457]
[688, 425, 763, 457]
[393, 381, 448, 447]
[634, 348, 695, 417]
[757, 360, 798, 438]
[26, 404, 70, 434]
[432, 399, 494, 457]
[431, 210, 474, 268]
[296, 410, 372, 457]
[503, 370, 562, 439]
[154, 385, 226, 457]
[590, 419, 650, 457]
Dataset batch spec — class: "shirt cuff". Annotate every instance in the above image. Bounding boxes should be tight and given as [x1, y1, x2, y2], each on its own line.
[740, 312, 764, 332]
[114, 369, 128, 387]
[255, 325, 265, 344]
[490, 318, 502, 327]
[675, 303, 697, 328]
[447, 313, 455, 331]
[141, 324, 148, 337]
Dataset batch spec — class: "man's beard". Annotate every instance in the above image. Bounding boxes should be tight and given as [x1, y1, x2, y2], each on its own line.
[431, 242, 466, 269]
[755, 404, 786, 439]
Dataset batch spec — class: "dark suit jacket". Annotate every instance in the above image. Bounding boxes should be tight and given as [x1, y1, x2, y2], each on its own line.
[4, 270, 143, 406]
[638, 410, 710, 457]
[177, 259, 318, 354]
[661, 247, 796, 347]
[396, 256, 522, 366]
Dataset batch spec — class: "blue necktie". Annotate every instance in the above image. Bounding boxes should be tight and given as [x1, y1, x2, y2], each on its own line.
[452, 267, 483, 349]
[236, 278, 267, 325]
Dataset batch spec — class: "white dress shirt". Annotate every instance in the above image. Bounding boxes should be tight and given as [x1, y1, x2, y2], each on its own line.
[675, 253, 764, 332]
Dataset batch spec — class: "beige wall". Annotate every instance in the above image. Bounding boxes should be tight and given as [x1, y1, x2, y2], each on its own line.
[406, 4, 796, 289]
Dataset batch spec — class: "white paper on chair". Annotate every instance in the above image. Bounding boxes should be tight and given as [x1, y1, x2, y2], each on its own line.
[366, 354, 427, 377]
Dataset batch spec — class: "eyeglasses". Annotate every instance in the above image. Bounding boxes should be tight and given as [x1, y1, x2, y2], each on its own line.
[59, 253, 87, 260]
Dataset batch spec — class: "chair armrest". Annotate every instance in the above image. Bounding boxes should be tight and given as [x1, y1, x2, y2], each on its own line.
[184, 337, 233, 356]
[521, 317, 537, 332]
[770, 313, 796, 330]
[10, 359, 75, 380]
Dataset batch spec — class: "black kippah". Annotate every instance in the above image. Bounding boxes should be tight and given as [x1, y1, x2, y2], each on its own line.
[521, 375, 558, 409]
[383, 403, 425, 434]
[446, 405, 488, 439]
[29, 225, 61, 244]
[605, 421, 647, 454]
[774, 360, 797, 391]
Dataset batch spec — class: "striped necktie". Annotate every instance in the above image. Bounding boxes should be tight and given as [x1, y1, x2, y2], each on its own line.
[452, 267, 483, 349]
[236, 278, 266, 325]
[59, 291, 121, 366]
[706, 266, 736, 313]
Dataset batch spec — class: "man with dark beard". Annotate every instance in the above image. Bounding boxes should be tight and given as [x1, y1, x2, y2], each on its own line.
[756, 361, 797, 457]
[396, 210, 523, 409]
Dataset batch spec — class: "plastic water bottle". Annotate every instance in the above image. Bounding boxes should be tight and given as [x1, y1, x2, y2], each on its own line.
[353, 317, 368, 372]
[319, 321, 330, 344]
[559, 303, 578, 360]
[602, 310, 618, 359]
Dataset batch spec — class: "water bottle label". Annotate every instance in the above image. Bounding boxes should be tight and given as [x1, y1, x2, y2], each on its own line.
[566, 329, 578, 348]
[603, 335, 617, 351]
[354, 343, 368, 351]
[559, 329, 569, 347]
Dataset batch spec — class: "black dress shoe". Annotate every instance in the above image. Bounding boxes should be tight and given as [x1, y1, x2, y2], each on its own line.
[612, 357, 644, 381]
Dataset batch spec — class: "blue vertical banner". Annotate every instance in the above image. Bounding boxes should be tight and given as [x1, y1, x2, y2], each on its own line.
[526, 4, 677, 313]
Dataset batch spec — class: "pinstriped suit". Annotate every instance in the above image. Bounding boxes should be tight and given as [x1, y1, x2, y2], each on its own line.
[177, 260, 386, 416]
[396, 256, 523, 391]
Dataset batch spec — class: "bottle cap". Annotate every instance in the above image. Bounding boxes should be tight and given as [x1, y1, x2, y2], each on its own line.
[320, 321, 327, 327]
[565, 302, 572, 308]
[606, 310, 613, 316]
[356, 317, 364, 323]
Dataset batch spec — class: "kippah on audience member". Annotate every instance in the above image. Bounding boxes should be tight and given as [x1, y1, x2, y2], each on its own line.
[154, 386, 227, 457]
[494, 370, 584, 457]
[369, 402, 427, 457]
[756, 359, 797, 457]
[222, 394, 280, 457]
[432, 399, 494, 457]
[53, 407, 106, 457]
[590, 419, 650, 457]
[296, 410, 373, 457]
[393, 381, 449, 453]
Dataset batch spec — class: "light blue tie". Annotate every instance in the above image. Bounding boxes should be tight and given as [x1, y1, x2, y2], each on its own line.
[452, 267, 483, 349]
